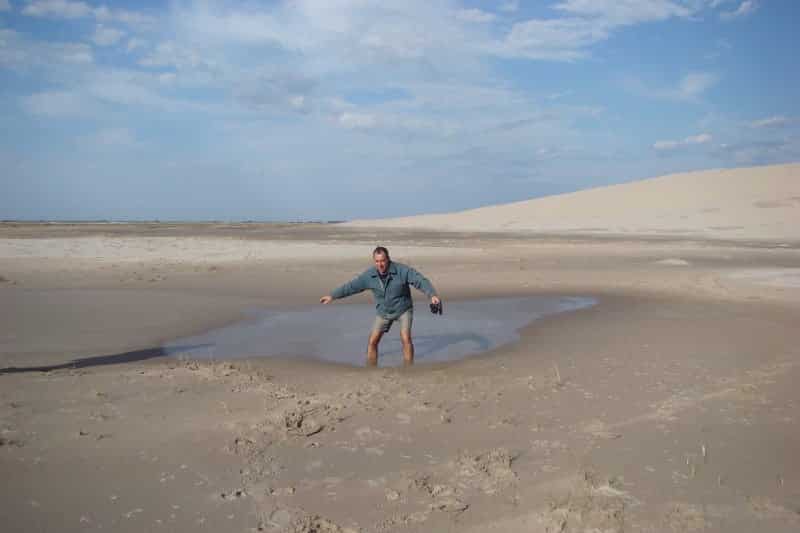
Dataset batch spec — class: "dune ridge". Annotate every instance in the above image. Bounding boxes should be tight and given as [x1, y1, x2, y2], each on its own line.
[347, 163, 800, 242]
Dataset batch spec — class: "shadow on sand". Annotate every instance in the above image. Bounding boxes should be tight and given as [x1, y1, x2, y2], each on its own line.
[0, 344, 211, 375]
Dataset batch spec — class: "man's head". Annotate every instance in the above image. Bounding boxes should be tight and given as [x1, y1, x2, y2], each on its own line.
[373, 246, 390, 274]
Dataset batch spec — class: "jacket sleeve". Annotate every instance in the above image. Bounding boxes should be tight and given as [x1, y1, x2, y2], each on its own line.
[407, 267, 437, 297]
[331, 272, 368, 300]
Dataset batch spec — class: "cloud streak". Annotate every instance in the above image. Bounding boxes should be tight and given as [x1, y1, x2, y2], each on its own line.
[623, 72, 719, 101]
[21, 90, 90, 117]
[92, 24, 125, 46]
[653, 133, 713, 151]
[0, 28, 94, 70]
[553, 0, 692, 24]
[750, 115, 791, 129]
[22, 0, 92, 19]
[496, 0, 701, 61]
[21, 0, 156, 28]
[720, 1, 759, 21]
[456, 8, 495, 23]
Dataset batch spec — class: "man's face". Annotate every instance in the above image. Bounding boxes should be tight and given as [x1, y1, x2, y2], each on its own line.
[374, 252, 389, 274]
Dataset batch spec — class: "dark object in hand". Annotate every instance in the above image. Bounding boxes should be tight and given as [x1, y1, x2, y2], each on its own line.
[429, 301, 443, 315]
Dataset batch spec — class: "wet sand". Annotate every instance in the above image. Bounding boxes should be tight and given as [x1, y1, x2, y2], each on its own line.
[2, 223, 800, 532]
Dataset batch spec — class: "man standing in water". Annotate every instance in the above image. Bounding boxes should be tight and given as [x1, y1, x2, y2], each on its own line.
[320, 246, 441, 366]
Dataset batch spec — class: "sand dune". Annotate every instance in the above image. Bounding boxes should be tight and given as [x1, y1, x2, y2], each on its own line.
[347, 163, 800, 242]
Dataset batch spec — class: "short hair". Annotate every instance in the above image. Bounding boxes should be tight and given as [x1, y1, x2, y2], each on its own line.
[372, 246, 390, 259]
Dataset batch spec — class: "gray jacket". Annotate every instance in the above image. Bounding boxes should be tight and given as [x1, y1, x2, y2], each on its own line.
[330, 261, 437, 319]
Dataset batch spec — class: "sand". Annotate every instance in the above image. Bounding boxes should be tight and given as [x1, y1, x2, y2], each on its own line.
[347, 163, 800, 243]
[3, 165, 800, 532]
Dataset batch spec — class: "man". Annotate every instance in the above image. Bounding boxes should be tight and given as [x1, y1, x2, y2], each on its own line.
[320, 246, 440, 366]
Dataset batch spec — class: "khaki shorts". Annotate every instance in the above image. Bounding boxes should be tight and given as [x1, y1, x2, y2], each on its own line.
[372, 309, 413, 334]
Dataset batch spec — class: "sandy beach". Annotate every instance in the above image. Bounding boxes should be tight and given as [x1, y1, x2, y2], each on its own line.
[3, 166, 800, 532]
[347, 164, 800, 243]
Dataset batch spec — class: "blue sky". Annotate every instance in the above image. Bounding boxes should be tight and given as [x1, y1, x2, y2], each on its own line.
[1, 0, 798, 221]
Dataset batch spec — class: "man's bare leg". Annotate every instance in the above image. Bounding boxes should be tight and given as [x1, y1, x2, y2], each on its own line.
[367, 330, 383, 367]
[400, 330, 414, 366]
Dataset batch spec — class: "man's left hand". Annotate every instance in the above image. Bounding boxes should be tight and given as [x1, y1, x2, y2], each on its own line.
[429, 295, 443, 315]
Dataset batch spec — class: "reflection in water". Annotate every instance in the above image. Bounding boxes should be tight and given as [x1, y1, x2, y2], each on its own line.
[164, 296, 595, 367]
[377, 332, 492, 361]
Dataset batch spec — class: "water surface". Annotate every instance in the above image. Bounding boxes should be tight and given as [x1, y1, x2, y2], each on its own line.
[164, 296, 595, 367]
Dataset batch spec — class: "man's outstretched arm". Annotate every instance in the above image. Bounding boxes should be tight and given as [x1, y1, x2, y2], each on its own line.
[320, 273, 367, 304]
[407, 268, 440, 304]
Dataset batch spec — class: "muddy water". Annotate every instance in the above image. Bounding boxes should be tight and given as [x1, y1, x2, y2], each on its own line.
[164, 296, 596, 367]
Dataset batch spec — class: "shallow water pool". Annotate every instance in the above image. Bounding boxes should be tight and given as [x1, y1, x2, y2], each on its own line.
[164, 296, 596, 367]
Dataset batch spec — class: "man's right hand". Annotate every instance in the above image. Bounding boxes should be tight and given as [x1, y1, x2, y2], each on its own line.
[320, 295, 333, 304]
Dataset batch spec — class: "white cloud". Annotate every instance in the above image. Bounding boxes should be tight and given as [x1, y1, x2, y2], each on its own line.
[156, 72, 175, 85]
[623, 72, 719, 101]
[338, 112, 378, 130]
[0, 29, 94, 69]
[84, 70, 183, 110]
[553, 0, 692, 24]
[229, 69, 316, 114]
[714, 138, 797, 165]
[126, 38, 146, 52]
[21, 90, 88, 116]
[704, 38, 732, 60]
[652, 140, 678, 150]
[174, 0, 485, 74]
[93, 6, 156, 28]
[499, 1, 519, 12]
[677, 72, 718, 99]
[18, 68, 222, 117]
[138, 41, 210, 69]
[161, 0, 726, 72]
[498, 18, 610, 61]
[92, 24, 125, 47]
[358, 112, 458, 136]
[77, 127, 136, 148]
[22, 1, 155, 29]
[547, 90, 574, 100]
[750, 115, 791, 129]
[0, 0, 11, 12]
[22, 0, 91, 19]
[653, 132, 712, 151]
[456, 8, 496, 24]
[720, 0, 758, 20]
[182, 3, 365, 48]
[497, 0, 705, 61]
[288, 95, 307, 110]
[686, 133, 712, 144]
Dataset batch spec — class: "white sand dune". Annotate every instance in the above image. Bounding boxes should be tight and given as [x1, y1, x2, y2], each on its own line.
[347, 163, 800, 242]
